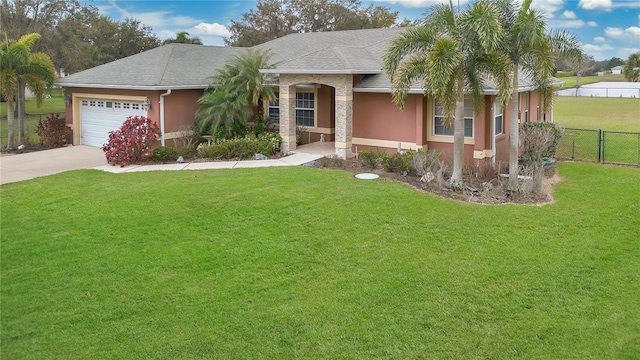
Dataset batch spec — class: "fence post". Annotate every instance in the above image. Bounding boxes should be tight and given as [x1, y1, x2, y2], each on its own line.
[572, 139, 575, 160]
[601, 131, 605, 164]
[597, 129, 602, 163]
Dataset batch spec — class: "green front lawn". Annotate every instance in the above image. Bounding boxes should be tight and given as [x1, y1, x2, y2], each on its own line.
[1, 163, 639, 358]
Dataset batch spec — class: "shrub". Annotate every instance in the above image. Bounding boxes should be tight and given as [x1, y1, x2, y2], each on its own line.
[359, 150, 378, 169]
[203, 134, 281, 160]
[381, 151, 414, 174]
[519, 123, 564, 166]
[152, 146, 195, 162]
[102, 116, 160, 167]
[36, 113, 71, 148]
[410, 149, 441, 176]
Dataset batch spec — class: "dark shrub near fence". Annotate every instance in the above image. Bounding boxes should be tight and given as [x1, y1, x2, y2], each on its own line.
[557, 128, 640, 165]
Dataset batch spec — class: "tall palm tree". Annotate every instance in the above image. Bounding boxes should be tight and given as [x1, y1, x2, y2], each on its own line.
[494, 0, 581, 190]
[163, 32, 203, 45]
[1, 33, 56, 148]
[195, 49, 276, 136]
[622, 52, 640, 82]
[383, 0, 511, 188]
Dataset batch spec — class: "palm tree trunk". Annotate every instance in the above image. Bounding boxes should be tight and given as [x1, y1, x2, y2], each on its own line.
[450, 70, 465, 189]
[6, 101, 15, 149]
[17, 80, 25, 144]
[508, 63, 520, 190]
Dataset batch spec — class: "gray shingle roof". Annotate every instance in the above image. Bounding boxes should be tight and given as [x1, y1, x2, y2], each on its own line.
[56, 44, 244, 89]
[56, 27, 545, 94]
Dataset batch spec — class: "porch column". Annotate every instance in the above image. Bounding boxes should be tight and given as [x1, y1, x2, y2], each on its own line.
[279, 82, 297, 153]
[334, 75, 353, 159]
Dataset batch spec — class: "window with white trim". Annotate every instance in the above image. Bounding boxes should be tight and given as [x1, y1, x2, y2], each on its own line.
[268, 92, 279, 120]
[494, 100, 503, 136]
[433, 99, 473, 137]
[296, 92, 314, 127]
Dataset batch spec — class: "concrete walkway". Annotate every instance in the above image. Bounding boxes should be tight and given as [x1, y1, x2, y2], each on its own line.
[1, 145, 323, 185]
[93, 152, 323, 174]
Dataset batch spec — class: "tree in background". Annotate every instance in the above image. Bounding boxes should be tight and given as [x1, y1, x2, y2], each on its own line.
[0, 33, 56, 148]
[383, 0, 511, 188]
[225, 0, 403, 47]
[494, 0, 581, 191]
[623, 52, 640, 82]
[605, 57, 624, 70]
[163, 32, 203, 45]
[195, 49, 276, 137]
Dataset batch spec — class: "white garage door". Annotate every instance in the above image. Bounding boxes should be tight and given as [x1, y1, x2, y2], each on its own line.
[80, 98, 146, 147]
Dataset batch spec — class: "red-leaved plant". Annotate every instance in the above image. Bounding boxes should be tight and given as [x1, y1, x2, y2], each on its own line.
[102, 116, 160, 167]
[36, 113, 71, 148]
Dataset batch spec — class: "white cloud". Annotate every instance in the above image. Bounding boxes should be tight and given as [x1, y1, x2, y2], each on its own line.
[549, 19, 598, 28]
[190, 22, 232, 38]
[605, 26, 640, 41]
[582, 42, 614, 60]
[594, 36, 606, 42]
[561, 10, 577, 19]
[530, 0, 565, 18]
[102, 1, 202, 28]
[578, 0, 613, 11]
[373, 0, 469, 8]
[618, 48, 640, 59]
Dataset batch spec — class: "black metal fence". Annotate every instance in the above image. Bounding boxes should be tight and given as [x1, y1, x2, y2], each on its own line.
[557, 128, 640, 166]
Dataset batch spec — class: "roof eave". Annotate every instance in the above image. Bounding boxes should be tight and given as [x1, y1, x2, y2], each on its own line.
[260, 69, 382, 75]
[55, 82, 209, 91]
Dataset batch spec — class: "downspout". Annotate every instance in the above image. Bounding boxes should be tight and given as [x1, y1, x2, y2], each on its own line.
[491, 99, 496, 166]
[159, 89, 172, 146]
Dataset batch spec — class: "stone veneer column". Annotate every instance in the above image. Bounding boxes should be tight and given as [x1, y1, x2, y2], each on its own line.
[279, 81, 297, 154]
[278, 73, 353, 158]
[334, 75, 353, 159]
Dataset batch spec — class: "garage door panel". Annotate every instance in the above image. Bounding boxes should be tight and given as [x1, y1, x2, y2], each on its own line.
[80, 98, 146, 147]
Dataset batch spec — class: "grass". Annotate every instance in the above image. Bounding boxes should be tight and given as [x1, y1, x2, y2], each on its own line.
[553, 97, 640, 164]
[1, 163, 639, 358]
[0, 89, 66, 147]
[556, 73, 627, 87]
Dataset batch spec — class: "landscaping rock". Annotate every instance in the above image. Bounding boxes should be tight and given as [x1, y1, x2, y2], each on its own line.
[255, 153, 268, 160]
[176, 156, 184, 163]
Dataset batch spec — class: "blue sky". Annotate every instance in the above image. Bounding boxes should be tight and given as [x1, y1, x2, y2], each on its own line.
[93, 0, 640, 61]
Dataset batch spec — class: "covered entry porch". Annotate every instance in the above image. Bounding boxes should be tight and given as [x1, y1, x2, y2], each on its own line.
[276, 74, 354, 159]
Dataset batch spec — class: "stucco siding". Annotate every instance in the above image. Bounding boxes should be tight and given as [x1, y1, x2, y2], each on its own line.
[353, 92, 417, 143]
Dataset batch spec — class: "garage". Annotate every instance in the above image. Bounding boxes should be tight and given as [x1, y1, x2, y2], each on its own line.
[80, 98, 146, 147]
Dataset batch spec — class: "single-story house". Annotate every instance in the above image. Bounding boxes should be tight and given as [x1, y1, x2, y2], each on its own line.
[56, 27, 555, 163]
[611, 65, 623, 75]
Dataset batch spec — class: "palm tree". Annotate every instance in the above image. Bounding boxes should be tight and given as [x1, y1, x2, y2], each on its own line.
[162, 32, 203, 45]
[0, 33, 56, 148]
[195, 49, 276, 136]
[622, 52, 640, 82]
[494, 0, 581, 190]
[383, 0, 511, 188]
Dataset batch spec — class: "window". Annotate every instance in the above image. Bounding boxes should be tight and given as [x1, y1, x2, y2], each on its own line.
[296, 92, 314, 127]
[81, 100, 88, 106]
[89, 100, 96, 107]
[132, 103, 140, 110]
[114, 102, 121, 109]
[106, 101, 113, 108]
[123, 103, 130, 109]
[268, 92, 279, 120]
[494, 100, 503, 136]
[97, 101, 105, 107]
[433, 99, 473, 137]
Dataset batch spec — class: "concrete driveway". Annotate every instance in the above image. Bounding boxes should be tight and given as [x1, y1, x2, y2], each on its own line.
[0, 145, 106, 185]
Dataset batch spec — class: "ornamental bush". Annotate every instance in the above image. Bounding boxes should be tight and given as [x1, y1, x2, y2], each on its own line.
[36, 113, 71, 148]
[102, 116, 160, 167]
[381, 151, 414, 174]
[197, 133, 281, 160]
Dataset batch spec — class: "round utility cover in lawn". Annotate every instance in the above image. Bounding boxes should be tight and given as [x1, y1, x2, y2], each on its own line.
[355, 173, 379, 180]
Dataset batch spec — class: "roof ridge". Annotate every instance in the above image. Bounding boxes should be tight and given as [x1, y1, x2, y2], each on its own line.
[154, 45, 176, 86]
[330, 45, 352, 68]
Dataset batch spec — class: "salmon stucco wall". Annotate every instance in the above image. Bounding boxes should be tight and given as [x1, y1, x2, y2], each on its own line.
[162, 89, 203, 134]
[353, 92, 421, 146]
